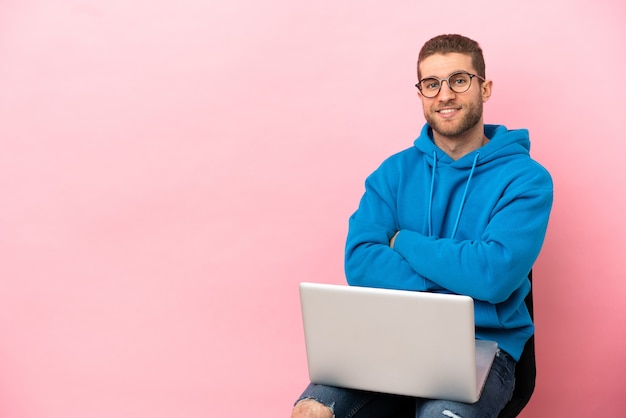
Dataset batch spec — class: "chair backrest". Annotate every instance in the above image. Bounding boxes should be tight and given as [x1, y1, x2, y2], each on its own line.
[497, 270, 536, 418]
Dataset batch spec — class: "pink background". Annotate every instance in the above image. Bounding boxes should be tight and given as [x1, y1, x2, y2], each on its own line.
[0, 1, 624, 416]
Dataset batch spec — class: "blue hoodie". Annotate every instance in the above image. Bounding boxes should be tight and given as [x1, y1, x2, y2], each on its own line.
[345, 123, 553, 361]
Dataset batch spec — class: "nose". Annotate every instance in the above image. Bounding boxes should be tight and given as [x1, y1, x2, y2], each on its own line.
[437, 80, 456, 101]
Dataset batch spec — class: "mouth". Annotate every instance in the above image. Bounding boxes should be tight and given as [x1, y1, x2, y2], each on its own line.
[436, 107, 461, 118]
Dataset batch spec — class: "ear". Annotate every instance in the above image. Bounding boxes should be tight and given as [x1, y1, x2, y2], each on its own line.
[481, 79, 493, 103]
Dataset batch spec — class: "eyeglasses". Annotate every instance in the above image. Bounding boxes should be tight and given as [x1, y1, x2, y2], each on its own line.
[415, 71, 485, 98]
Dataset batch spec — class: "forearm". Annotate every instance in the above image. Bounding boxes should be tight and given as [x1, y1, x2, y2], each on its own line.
[392, 232, 527, 302]
[345, 217, 440, 292]
[392, 193, 552, 302]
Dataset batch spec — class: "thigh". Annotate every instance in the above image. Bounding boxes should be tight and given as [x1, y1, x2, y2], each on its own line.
[414, 350, 516, 418]
[296, 383, 414, 418]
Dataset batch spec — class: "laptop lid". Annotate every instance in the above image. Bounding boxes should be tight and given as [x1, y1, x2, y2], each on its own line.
[299, 282, 498, 403]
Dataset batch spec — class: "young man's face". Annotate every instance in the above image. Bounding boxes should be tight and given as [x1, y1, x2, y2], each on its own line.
[417, 53, 492, 140]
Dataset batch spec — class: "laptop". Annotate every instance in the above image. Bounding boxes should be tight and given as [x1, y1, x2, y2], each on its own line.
[299, 282, 498, 403]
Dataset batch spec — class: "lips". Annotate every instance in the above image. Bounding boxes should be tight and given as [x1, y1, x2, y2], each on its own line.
[436, 107, 460, 118]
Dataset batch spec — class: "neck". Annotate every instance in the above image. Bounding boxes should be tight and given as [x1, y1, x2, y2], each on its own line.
[433, 125, 488, 160]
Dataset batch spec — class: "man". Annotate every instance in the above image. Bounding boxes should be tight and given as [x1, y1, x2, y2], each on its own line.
[291, 34, 553, 418]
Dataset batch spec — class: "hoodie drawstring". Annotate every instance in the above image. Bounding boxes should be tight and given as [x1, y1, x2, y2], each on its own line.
[428, 151, 437, 237]
[451, 152, 480, 239]
[428, 152, 480, 240]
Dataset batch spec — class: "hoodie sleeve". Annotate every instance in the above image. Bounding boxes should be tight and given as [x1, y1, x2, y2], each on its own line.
[392, 164, 553, 304]
[344, 164, 442, 292]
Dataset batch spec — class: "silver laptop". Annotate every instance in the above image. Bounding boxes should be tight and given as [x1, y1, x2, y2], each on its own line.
[299, 282, 498, 403]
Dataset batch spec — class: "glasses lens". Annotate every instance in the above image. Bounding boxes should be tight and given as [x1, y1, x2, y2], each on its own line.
[448, 73, 472, 93]
[419, 78, 440, 97]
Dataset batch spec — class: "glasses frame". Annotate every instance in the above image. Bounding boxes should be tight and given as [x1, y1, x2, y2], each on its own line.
[415, 71, 485, 98]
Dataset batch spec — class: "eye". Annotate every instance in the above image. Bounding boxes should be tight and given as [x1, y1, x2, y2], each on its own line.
[450, 73, 470, 86]
[421, 78, 440, 90]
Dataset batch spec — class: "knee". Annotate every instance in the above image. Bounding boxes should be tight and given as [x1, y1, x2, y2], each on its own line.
[291, 398, 334, 418]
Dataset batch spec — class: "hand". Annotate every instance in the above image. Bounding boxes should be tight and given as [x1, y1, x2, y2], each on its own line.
[389, 231, 399, 249]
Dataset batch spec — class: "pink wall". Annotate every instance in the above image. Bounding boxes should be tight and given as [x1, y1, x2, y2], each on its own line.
[1, 1, 624, 416]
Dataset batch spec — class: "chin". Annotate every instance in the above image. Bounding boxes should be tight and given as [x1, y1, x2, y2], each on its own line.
[429, 121, 474, 138]
[427, 112, 482, 139]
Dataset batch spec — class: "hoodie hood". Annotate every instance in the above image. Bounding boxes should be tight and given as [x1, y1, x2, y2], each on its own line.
[414, 123, 531, 169]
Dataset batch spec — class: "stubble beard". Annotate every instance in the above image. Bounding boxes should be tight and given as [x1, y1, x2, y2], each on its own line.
[425, 101, 483, 138]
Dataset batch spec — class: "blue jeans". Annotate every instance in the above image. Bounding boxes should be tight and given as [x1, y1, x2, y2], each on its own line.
[295, 349, 516, 418]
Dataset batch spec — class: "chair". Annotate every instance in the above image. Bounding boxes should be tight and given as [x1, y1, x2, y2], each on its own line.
[497, 270, 536, 418]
